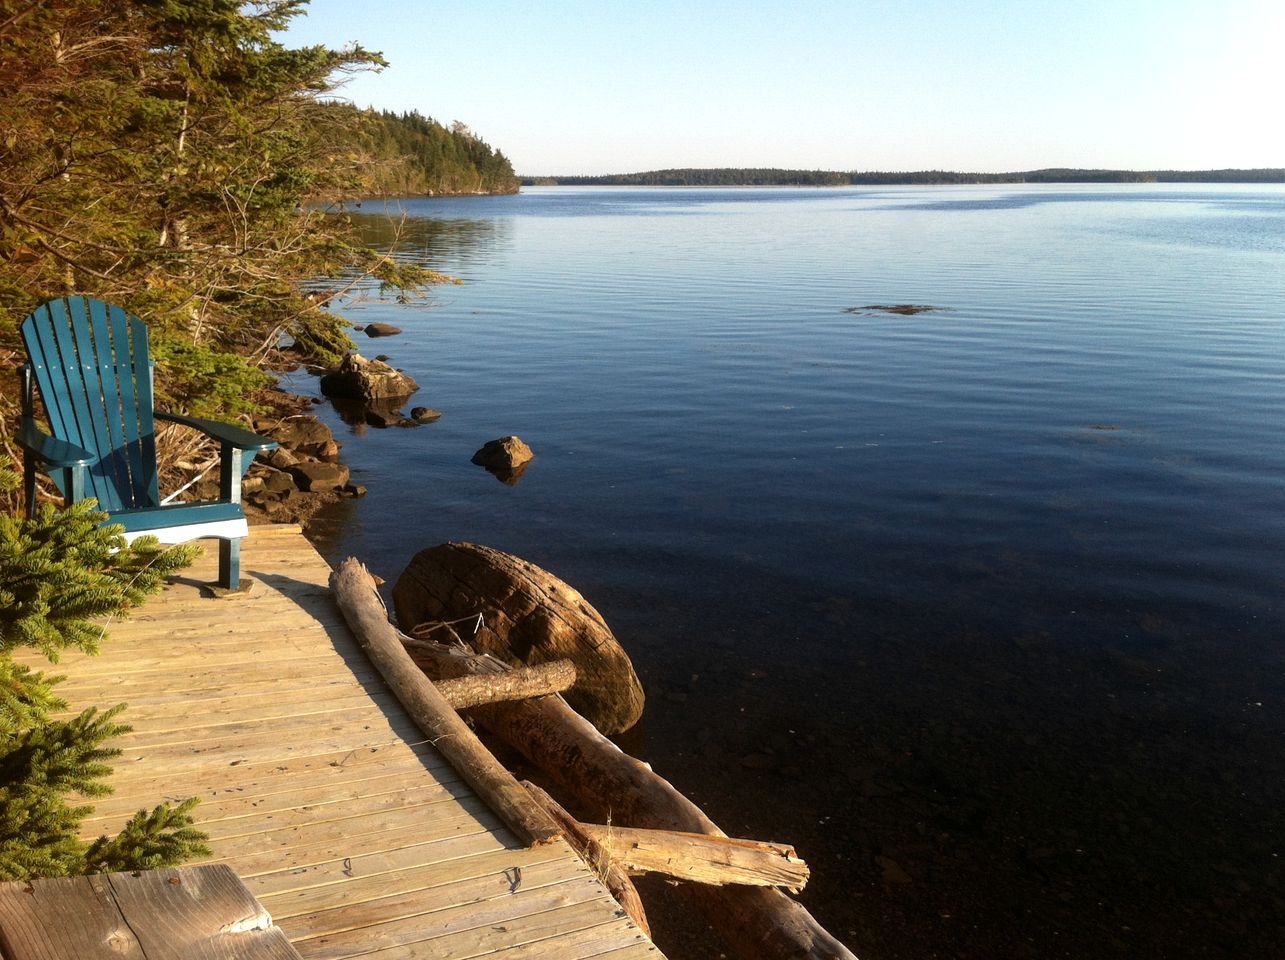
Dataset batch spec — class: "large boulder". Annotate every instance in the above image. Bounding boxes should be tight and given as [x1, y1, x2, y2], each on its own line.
[288, 460, 350, 492]
[263, 446, 300, 470]
[260, 416, 339, 459]
[258, 467, 296, 497]
[393, 542, 645, 734]
[320, 352, 419, 403]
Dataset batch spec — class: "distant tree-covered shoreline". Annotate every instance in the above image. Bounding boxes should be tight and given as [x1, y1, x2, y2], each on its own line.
[343, 108, 520, 197]
[524, 167, 1285, 187]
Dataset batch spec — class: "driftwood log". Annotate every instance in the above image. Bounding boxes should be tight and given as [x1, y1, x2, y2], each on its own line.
[578, 825, 809, 891]
[403, 635, 857, 960]
[523, 781, 808, 891]
[522, 781, 650, 937]
[329, 558, 561, 848]
[431, 657, 576, 710]
[393, 542, 645, 734]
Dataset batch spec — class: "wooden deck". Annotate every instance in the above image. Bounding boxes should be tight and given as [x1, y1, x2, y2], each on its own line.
[27, 525, 661, 960]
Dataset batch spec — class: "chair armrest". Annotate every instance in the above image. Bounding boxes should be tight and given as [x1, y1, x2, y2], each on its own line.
[155, 411, 277, 451]
[15, 418, 96, 467]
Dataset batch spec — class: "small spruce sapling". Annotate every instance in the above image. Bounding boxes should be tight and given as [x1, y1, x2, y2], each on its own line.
[0, 480, 209, 880]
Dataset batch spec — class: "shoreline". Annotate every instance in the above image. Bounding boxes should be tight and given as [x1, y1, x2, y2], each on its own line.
[333, 186, 520, 203]
[180, 381, 358, 533]
[234, 346, 426, 536]
[520, 166, 1285, 187]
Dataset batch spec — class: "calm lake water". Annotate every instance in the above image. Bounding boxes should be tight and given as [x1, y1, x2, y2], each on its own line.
[307, 185, 1285, 960]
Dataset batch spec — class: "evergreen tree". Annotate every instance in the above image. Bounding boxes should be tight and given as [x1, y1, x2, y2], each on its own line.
[0, 0, 440, 422]
[338, 108, 520, 196]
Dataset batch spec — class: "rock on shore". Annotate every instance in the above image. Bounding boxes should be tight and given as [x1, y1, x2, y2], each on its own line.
[178, 387, 362, 527]
[319, 352, 418, 403]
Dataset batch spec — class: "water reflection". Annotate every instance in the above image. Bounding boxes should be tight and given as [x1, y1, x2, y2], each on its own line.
[480, 460, 531, 486]
[329, 397, 418, 431]
[347, 211, 508, 271]
[308, 210, 507, 307]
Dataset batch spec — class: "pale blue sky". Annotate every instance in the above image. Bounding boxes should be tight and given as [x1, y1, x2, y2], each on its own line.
[282, 0, 1284, 176]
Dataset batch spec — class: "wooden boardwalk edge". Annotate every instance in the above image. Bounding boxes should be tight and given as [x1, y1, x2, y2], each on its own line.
[11, 524, 662, 960]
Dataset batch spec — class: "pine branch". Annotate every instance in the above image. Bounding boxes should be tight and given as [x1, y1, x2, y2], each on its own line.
[84, 797, 211, 874]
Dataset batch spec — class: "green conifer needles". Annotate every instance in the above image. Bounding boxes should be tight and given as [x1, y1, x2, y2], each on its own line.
[0, 497, 208, 879]
[0, 500, 200, 660]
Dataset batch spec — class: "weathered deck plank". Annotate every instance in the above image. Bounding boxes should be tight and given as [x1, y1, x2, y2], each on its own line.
[83, 752, 459, 825]
[0, 865, 301, 960]
[16, 525, 661, 960]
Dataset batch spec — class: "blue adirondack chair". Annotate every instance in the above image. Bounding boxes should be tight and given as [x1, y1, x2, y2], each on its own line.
[16, 296, 277, 590]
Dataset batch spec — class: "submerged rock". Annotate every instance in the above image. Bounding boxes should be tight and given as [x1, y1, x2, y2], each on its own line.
[365, 407, 409, 428]
[364, 322, 403, 337]
[411, 407, 442, 423]
[875, 855, 914, 885]
[845, 304, 948, 316]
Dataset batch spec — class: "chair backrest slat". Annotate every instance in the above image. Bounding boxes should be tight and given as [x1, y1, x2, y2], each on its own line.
[125, 307, 159, 503]
[85, 299, 132, 503]
[105, 302, 153, 505]
[21, 297, 160, 511]
[25, 300, 103, 505]
[23, 303, 74, 458]
[90, 299, 160, 508]
[68, 299, 126, 510]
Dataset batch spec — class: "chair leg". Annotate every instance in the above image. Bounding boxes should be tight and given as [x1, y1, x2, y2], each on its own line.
[218, 537, 241, 590]
[23, 452, 36, 520]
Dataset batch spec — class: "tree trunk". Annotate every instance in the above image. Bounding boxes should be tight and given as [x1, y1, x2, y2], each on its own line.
[160, 89, 191, 254]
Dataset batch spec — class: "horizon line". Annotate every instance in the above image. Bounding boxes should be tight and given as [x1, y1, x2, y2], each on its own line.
[518, 165, 1285, 185]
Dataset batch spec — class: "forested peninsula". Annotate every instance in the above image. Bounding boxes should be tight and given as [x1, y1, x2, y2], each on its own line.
[526, 167, 1285, 186]
[346, 108, 520, 196]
